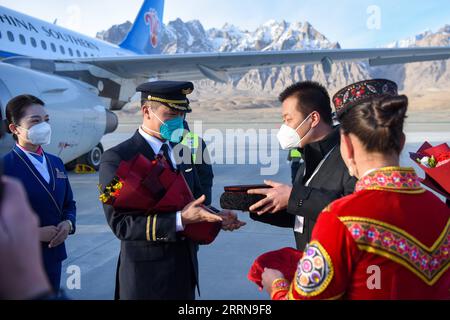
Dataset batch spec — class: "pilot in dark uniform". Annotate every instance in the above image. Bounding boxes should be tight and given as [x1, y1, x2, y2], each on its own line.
[2, 95, 76, 292]
[99, 81, 243, 300]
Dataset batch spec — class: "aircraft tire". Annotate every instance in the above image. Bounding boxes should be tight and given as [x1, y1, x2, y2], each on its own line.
[81, 143, 104, 171]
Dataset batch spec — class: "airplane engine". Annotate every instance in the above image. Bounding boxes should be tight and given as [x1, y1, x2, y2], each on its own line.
[0, 62, 118, 170]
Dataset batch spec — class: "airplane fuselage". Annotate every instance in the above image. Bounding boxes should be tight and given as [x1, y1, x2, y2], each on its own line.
[0, 5, 136, 60]
[0, 5, 128, 168]
[0, 62, 118, 164]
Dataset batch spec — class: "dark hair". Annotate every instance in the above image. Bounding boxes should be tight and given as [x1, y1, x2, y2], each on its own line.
[5, 95, 45, 141]
[339, 94, 408, 155]
[279, 81, 333, 125]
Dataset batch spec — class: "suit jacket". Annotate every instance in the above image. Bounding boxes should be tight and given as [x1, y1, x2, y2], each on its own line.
[251, 127, 356, 251]
[3, 145, 77, 270]
[99, 131, 205, 300]
[193, 137, 214, 206]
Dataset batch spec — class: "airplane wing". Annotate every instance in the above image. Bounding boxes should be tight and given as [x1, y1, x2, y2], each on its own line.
[75, 47, 450, 82]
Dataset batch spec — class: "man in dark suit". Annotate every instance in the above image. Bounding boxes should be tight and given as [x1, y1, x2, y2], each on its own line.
[248, 81, 356, 251]
[99, 81, 244, 300]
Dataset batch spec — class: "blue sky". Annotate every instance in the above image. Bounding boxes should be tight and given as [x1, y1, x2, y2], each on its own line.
[1, 0, 449, 48]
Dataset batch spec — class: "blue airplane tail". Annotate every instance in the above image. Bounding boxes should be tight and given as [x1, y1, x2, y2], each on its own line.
[119, 0, 165, 54]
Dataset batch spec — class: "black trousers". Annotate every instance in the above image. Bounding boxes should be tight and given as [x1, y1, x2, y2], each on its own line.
[117, 240, 196, 300]
[45, 261, 62, 292]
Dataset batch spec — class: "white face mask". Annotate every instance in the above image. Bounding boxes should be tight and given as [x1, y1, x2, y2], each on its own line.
[277, 114, 312, 150]
[18, 122, 52, 146]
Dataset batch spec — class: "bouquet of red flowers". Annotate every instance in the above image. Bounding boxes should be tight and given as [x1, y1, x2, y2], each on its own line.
[99, 154, 222, 244]
[410, 142, 450, 199]
[248, 247, 303, 289]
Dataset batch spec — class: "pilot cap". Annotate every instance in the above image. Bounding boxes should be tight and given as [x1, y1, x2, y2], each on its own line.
[137, 81, 194, 113]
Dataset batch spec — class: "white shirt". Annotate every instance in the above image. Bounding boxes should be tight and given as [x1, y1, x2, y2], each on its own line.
[138, 127, 184, 232]
[17, 144, 50, 184]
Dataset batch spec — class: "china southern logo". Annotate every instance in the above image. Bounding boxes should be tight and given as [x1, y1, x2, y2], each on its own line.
[144, 9, 161, 48]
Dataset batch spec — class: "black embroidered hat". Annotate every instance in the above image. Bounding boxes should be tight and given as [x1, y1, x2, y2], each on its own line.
[332, 79, 398, 116]
[137, 81, 194, 113]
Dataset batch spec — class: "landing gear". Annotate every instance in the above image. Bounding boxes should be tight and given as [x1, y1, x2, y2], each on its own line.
[82, 144, 104, 171]
[65, 143, 104, 172]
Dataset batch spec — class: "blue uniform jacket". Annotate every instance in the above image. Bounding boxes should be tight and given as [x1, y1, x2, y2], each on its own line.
[3, 145, 76, 267]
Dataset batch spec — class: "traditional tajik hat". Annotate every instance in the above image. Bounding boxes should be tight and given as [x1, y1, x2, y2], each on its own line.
[332, 79, 398, 116]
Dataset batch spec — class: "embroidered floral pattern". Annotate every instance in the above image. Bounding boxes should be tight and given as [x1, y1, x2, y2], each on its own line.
[294, 241, 333, 296]
[333, 79, 398, 114]
[340, 217, 450, 285]
[355, 167, 424, 194]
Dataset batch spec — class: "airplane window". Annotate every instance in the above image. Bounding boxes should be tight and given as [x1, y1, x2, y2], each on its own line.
[51, 43, 56, 52]
[76, 50, 81, 57]
[30, 37, 37, 48]
[68, 48, 73, 56]
[83, 52, 88, 57]
[41, 40, 47, 50]
[59, 45, 65, 55]
[7, 31, 14, 42]
[19, 34, 26, 45]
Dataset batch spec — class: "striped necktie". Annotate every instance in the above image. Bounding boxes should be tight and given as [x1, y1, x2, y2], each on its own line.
[160, 143, 174, 170]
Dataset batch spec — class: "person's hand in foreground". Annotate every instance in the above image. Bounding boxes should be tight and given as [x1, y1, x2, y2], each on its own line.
[0, 176, 52, 300]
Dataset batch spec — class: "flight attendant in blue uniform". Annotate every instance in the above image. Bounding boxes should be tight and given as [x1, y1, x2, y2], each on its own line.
[2, 95, 76, 292]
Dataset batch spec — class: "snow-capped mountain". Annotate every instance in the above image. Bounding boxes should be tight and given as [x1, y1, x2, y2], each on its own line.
[96, 19, 340, 52]
[375, 24, 450, 95]
[97, 19, 450, 108]
[386, 25, 450, 48]
[97, 18, 366, 94]
[96, 21, 133, 45]
[207, 20, 340, 52]
[159, 19, 214, 53]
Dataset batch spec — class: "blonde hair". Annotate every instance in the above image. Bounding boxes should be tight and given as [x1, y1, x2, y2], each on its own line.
[141, 100, 162, 110]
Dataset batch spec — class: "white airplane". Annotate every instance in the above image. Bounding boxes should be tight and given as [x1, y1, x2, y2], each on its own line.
[1, 0, 450, 170]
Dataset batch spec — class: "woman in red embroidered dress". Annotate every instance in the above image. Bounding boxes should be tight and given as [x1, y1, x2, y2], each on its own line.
[259, 79, 450, 300]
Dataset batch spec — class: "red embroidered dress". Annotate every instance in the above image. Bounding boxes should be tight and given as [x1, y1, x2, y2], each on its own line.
[271, 167, 450, 300]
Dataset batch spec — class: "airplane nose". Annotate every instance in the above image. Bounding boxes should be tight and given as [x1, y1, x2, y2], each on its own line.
[105, 110, 119, 134]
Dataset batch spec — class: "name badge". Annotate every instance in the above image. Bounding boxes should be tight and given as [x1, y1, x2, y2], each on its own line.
[56, 168, 67, 179]
[294, 216, 305, 234]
